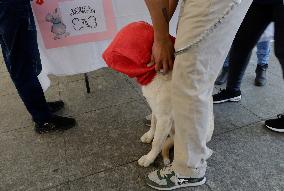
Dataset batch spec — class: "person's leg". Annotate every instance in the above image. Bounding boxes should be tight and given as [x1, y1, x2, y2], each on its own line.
[223, 55, 230, 68]
[213, 3, 272, 104]
[256, 40, 271, 66]
[173, 0, 254, 179]
[0, 4, 52, 124]
[265, 3, 284, 133]
[0, 3, 76, 133]
[273, 4, 284, 78]
[255, 40, 271, 86]
[215, 54, 230, 85]
[226, 3, 272, 92]
[146, 1, 253, 190]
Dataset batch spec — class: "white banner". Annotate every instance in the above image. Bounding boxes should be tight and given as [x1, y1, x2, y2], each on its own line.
[33, 0, 181, 90]
[59, 0, 107, 36]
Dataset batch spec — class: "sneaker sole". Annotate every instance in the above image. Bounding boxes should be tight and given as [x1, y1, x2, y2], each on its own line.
[213, 95, 241, 104]
[254, 82, 266, 87]
[147, 177, 206, 191]
[265, 125, 284, 133]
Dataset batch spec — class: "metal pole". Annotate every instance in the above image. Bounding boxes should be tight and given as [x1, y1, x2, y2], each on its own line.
[84, 73, 91, 93]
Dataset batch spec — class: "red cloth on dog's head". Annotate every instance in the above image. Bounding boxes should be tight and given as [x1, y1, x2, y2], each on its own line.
[103, 21, 175, 85]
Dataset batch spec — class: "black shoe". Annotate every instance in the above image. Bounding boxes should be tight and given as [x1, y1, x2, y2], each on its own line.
[255, 64, 268, 87]
[265, 114, 284, 133]
[35, 115, 76, 134]
[47, 100, 64, 113]
[215, 67, 229, 85]
[213, 89, 241, 104]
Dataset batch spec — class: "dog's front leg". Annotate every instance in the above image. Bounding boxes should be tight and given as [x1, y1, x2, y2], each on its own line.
[141, 114, 156, 143]
[138, 118, 172, 167]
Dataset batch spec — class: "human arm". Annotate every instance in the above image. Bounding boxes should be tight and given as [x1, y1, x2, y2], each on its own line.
[145, 0, 178, 73]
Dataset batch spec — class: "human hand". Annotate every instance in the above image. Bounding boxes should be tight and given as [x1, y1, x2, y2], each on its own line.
[149, 37, 175, 74]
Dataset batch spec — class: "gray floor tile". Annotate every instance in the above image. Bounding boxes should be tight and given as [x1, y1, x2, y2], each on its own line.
[213, 102, 260, 128]
[63, 101, 151, 180]
[90, 68, 143, 95]
[45, 184, 70, 191]
[0, 73, 17, 96]
[268, 51, 282, 78]
[51, 74, 85, 85]
[213, 117, 237, 136]
[0, 82, 61, 133]
[0, 94, 32, 133]
[0, 128, 68, 191]
[240, 79, 284, 119]
[45, 84, 61, 102]
[0, 54, 7, 73]
[88, 67, 116, 79]
[207, 123, 284, 191]
[58, 72, 142, 115]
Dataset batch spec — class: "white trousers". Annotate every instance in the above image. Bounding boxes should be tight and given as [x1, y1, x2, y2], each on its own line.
[172, 0, 253, 178]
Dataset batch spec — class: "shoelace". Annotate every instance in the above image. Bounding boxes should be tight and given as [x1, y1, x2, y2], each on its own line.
[159, 165, 174, 177]
[216, 88, 227, 96]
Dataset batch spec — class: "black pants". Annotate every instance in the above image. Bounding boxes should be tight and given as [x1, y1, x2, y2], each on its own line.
[226, 2, 284, 92]
[0, 2, 52, 123]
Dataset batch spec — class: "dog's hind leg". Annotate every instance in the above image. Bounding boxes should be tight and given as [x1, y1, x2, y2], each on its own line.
[141, 114, 156, 144]
[138, 117, 172, 167]
[161, 136, 174, 166]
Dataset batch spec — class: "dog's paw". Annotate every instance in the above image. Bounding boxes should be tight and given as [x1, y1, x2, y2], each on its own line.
[140, 132, 154, 143]
[138, 155, 154, 167]
[163, 158, 171, 166]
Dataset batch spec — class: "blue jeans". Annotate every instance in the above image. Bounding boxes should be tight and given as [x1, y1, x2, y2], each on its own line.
[223, 40, 271, 68]
[0, 1, 52, 123]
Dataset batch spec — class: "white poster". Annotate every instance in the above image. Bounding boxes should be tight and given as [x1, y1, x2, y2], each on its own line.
[59, 0, 107, 36]
[32, 0, 181, 90]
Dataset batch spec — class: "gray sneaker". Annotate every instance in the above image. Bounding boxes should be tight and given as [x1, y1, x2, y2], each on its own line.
[146, 166, 206, 190]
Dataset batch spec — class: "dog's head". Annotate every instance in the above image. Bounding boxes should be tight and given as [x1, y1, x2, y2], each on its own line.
[103, 22, 175, 85]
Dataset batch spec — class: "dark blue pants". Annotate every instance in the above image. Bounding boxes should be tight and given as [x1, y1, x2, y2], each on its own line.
[226, 2, 284, 92]
[0, 1, 52, 123]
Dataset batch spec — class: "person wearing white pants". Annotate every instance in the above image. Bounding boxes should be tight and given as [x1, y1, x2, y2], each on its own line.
[144, 0, 253, 190]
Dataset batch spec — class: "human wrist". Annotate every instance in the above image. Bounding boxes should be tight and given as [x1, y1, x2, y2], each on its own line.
[154, 32, 171, 43]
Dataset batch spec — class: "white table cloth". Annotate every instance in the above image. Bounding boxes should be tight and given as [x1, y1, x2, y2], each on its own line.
[32, 0, 180, 90]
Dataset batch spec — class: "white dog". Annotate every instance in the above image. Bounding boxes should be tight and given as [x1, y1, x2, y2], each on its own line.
[138, 71, 214, 167]
[138, 71, 174, 167]
[103, 21, 214, 168]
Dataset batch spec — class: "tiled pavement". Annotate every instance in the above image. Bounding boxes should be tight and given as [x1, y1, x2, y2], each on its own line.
[0, 50, 283, 191]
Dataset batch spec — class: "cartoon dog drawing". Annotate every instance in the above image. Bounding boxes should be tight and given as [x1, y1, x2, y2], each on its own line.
[46, 8, 70, 40]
